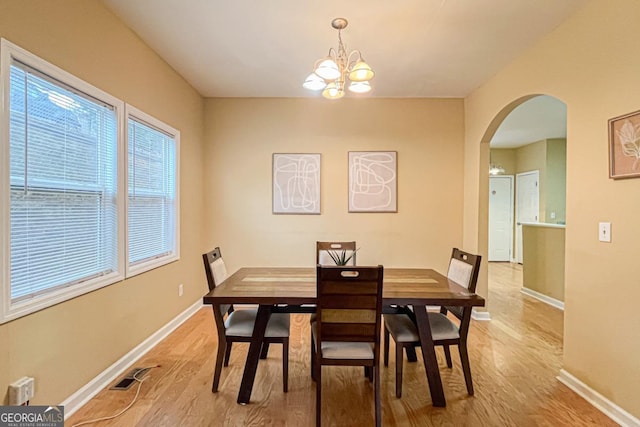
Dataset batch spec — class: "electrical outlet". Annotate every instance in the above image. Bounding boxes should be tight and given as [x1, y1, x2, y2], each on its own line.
[178, 284, 184, 297]
[599, 222, 611, 242]
[9, 376, 35, 405]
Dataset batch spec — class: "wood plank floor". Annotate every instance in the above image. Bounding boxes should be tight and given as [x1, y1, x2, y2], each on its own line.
[66, 262, 616, 426]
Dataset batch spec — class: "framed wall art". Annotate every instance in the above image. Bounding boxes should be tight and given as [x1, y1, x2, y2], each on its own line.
[348, 151, 397, 212]
[272, 153, 321, 214]
[609, 110, 640, 179]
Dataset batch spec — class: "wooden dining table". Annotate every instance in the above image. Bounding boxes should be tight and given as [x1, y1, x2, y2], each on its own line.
[202, 267, 485, 407]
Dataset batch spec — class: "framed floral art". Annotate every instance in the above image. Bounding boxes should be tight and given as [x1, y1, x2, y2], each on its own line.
[609, 110, 640, 179]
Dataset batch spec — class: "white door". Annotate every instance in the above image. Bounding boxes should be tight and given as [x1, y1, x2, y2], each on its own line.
[515, 171, 539, 264]
[489, 176, 514, 261]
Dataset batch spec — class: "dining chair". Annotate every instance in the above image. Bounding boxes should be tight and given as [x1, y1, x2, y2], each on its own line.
[306, 241, 358, 324]
[383, 248, 481, 398]
[202, 247, 291, 393]
[311, 265, 384, 427]
[316, 241, 357, 266]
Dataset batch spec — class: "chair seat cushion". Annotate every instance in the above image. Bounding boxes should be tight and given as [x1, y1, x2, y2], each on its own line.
[384, 314, 419, 342]
[224, 308, 290, 338]
[311, 322, 374, 359]
[429, 313, 460, 340]
[384, 312, 460, 343]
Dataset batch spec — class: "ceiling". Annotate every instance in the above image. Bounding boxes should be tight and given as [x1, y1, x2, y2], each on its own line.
[490, 95, 567, 148]
[101, 1, 575, 146]
[102, 0, 587, 99]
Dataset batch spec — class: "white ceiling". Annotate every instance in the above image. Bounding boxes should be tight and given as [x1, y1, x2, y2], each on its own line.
[101, 0, 587, 99]
[101, 1, 575, 146]
[490, 95, 567, 148]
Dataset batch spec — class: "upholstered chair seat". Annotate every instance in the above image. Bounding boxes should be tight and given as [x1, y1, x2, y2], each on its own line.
[225, 309, 290, 338]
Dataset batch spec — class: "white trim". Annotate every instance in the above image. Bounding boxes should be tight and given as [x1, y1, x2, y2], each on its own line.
[521, 222, 565, 229]
[557, 369, 640, 427]
[61, 300, 203, 419]
[0, 40, 15, 325]
[471, 308, 491, 321]
[521, 287, 565, 310]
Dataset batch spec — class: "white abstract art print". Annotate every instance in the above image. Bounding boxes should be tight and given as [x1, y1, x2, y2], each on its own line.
[348, 151, 397, 213]
[273, 153, 321, 214]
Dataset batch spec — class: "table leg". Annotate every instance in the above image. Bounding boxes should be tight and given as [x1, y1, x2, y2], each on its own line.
[406, 346, 418, 362]
[413, 304, 446, 407]
[237, 304, 272, 404]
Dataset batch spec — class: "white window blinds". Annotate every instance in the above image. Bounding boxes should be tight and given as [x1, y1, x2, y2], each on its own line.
[127, 114, 178, 271]
[8, 61, 119, 302]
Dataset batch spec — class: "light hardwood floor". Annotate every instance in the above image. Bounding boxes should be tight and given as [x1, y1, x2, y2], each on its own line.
[66, 263, 615, 426]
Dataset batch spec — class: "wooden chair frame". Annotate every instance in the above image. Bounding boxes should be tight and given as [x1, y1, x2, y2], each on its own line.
[311, 265, 384, 427]
[203, 247, 289, 393]
[316, 241, 357, 265]
[383, 248, 481, 398]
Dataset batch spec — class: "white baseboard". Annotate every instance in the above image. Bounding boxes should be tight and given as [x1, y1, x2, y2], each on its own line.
[521, 287, 565, 311]
[557, 369, 640, 427]
[471, 308, 491, 321]
[61, 300, 203, 419]
[427, 306, 490, 321]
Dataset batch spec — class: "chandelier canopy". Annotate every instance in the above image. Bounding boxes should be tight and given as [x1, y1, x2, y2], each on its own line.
[303, 18, 375, 100]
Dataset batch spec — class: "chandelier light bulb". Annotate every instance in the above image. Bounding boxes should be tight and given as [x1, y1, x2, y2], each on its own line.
[348, 60, 374, 82]
[314, 58, 341, 80]
[303, 73, 327, 90]
[348, 81, 371, 93]
[322, 82, 344, 100]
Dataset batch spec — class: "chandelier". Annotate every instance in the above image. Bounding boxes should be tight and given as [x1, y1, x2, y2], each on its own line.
[302, 18, 375, 100]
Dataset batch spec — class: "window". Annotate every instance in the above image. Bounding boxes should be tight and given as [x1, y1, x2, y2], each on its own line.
[0, 40, 125, 322]
[126, 106, 179, 275]
[0, 39, 180, 323]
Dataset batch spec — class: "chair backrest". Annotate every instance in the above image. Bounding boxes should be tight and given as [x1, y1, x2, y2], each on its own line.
[447, 248, 480, 292]
[316, 241, 357, 266]
[316, 265, 384, 351]
[445, 248, 481, 322]
[202, 247, 228, 291]
[202, 247, 232, 319]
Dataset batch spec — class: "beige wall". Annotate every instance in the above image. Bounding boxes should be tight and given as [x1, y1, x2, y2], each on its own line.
[516, 140, 548, 220]
[546, 139, 567, 223]
[203, 98, 465, 275]
[516, 140, 547, 174]
[0, 1, 205, 405]
[522, 225, 565, 301]
[490, 148, 516, 175]
[465, 0, 640, 418]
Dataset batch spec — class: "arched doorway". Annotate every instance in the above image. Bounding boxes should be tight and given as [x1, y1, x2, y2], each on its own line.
[480, 93, 567, 330]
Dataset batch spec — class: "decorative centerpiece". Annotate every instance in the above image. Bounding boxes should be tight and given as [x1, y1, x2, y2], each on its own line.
[327, 249, 359, 266]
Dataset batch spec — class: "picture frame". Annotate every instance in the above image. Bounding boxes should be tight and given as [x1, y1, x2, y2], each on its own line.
[348, 151, 397, 213]
[609, 110, 640, 179]
[272, 153, 321, 214]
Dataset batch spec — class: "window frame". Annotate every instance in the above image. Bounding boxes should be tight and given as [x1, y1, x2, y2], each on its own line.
[125, 104, 180, 277]
[0, 39, 127, 323]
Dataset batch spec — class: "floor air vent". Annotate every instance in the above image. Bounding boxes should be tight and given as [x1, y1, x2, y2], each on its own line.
[110, 367, 151, 390]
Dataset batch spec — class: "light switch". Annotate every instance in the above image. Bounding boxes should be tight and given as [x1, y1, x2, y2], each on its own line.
[599, 222, 611, 242]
